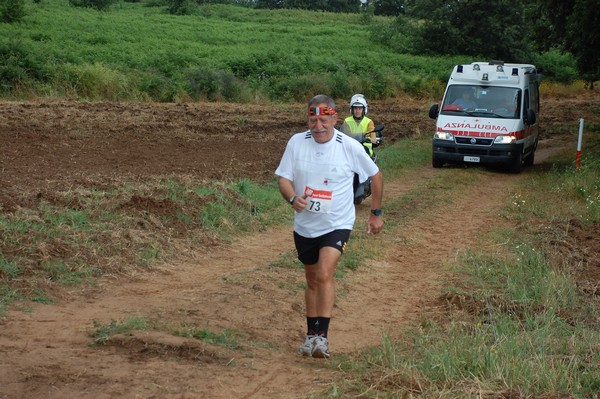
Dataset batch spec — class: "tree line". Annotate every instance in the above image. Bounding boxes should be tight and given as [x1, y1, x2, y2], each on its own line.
[393, 0, 599, 87]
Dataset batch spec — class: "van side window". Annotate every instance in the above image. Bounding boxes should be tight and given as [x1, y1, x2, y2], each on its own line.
[530, 82, 540, 114]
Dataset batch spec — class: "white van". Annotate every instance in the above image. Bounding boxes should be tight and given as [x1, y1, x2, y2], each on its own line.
[428, 61, 542, 172]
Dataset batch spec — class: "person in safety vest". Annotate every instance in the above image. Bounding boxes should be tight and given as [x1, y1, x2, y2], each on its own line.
[340, 94, 377, 158]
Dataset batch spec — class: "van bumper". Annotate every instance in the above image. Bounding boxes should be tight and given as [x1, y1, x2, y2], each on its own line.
[432, 140, 524, 166]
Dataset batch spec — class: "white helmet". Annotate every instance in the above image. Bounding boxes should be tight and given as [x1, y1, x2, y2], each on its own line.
[350, 93, 368, 115]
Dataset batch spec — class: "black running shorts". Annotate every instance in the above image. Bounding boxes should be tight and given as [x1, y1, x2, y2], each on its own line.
[293, 229, 351, 265]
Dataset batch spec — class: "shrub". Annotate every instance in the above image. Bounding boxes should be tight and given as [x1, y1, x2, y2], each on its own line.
[166, 0, 196, 15]
[136, 70, 177, 102]
[328, 68, 353, 100]
[59, 63, 135, 100]
[270, 73, 330, 102]
[533, 49, 578, 83]
[0, 0, 26, 23]
[370, 15, 420, 54]
[185, 66, 249, 102]
[68, 0, 119, 11]
[0, 37, 48, 94]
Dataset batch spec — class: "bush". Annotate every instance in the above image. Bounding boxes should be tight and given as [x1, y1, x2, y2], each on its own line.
[533, 49, 578, 83]
[370, 15, 420, 54]
[0, 0, 26, 23]
[58, 63, 135, 100]
[185, 66, 249, 102]
[68, 0, 119, 11]
[328, 68, 353, 100]
[136, 70, 177, 102]
[166, 0, 196, 15]
[269, 74, 330, 102]
[0, 37, 48, 94]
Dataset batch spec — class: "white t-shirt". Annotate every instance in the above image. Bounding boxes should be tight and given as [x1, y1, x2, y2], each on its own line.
[275, 129, 379, 238]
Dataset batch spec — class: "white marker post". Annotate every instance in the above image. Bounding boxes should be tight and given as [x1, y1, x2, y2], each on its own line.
[576, 118, 584, 170]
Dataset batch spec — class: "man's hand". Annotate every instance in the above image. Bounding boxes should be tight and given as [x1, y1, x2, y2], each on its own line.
[292, 194, 308, 212]
[366, 214, 384, 235]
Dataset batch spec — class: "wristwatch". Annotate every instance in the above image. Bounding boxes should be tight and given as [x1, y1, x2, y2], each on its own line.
[371, 209, 382, 216]
[289, 195, 296, 206]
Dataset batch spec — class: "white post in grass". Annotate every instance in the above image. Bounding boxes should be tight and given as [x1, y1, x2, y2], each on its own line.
[576, 118, 584, 170]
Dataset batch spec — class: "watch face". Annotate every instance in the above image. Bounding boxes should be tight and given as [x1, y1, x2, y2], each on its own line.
[371, 209, 381, 216]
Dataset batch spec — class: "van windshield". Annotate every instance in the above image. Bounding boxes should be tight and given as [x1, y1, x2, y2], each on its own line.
[441, 85, 521, 119]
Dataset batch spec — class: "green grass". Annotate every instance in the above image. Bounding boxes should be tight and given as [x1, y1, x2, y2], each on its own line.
[268, 249, 303, 271]
[0, 255, 20, 279]
[91, 316, 241, 349]
[0, 283, 23, 316]
[376, 135, 432, 178]
[504, 128, 600, 226]
[341, 244, 599, 397]
[179, 327, 240, 349]
[0, 0, 468, 102]
[91, 316, 150, 344]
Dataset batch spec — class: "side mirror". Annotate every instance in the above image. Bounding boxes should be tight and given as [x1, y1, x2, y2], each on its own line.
[429, 103, 439, 119]
[524, 109, 536, 125]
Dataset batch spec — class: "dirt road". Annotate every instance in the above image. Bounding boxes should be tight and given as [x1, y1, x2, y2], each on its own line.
[0, 93, 597, 398]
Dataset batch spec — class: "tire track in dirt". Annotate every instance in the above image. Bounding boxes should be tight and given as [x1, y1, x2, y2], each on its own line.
[333, 167, 514, 354]
[0, 144, 563, 399]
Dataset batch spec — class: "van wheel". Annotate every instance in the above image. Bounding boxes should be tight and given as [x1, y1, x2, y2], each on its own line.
[524, 150, 535, 166]
[432, 158, 443, 168]
[524, 138, 538, 167]
[510, 153, 523, 173]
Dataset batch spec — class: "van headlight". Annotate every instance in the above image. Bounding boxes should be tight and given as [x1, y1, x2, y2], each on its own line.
[494, 135, 516, 144]
[434, 131, 454, 141]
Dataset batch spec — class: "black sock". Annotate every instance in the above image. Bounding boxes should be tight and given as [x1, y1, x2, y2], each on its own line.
[307, 317, 318, 336]
[316, 317, 330, 338]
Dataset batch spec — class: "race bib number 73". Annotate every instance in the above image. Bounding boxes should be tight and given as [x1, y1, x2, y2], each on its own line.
[304, 186, 333, 214]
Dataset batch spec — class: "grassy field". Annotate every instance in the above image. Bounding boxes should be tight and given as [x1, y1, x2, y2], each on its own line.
[0, 0, 469, 102]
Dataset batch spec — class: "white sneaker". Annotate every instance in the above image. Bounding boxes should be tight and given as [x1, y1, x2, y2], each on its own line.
[311, 336, 330, 358]
[298, 335, 316, 356]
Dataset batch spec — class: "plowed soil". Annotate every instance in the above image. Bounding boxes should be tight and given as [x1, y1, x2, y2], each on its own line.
[1, 93, 599, 399]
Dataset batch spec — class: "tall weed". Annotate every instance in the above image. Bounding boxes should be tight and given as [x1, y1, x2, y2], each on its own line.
[58, 63, 138, 101]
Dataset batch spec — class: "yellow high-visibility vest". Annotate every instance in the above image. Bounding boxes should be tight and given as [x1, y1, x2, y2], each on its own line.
[343, 116, 373, 136]
[342, 116, 375, 157]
